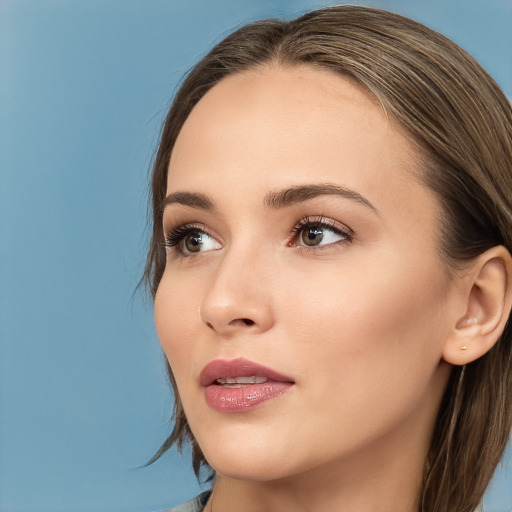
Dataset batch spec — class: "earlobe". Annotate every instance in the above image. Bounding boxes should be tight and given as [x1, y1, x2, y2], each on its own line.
[442, 246, 512, 366]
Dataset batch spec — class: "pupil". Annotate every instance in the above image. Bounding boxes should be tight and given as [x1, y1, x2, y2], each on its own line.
[302, 226, 323, 246]
[185, 232, 203, 252]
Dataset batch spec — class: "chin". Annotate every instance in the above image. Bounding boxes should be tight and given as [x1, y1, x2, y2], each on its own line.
[207, 454, 296, 482]
[200, 433, 333, 484]
[197, 432, 300, 482]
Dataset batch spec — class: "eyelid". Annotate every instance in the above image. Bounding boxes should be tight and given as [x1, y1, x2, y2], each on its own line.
[163, 222, 222, 257]
[163, 215, 353, 259]
[288, 215, 354, 248]
[163, 221, 210, 241]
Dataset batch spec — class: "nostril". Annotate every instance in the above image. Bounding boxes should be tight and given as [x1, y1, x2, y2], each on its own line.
[227, 318, 255, 327]
[205, 318, 255, 330]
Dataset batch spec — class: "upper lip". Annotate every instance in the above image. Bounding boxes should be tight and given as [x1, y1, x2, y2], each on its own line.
[200, 358, 294, 387]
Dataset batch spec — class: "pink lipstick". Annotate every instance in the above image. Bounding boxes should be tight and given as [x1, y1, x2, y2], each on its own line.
[200, 358, 294, 413]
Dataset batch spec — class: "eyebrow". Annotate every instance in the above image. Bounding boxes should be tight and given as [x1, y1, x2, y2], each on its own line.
[162, 183, 376, 213]
[264, 183, 377, 212]
[162, 191, 214, 212]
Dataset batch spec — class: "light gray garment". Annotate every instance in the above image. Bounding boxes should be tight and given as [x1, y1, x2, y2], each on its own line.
[160, 491, 211, 512]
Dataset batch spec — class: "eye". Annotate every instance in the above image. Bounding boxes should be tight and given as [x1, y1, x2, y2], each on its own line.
[164, 224, 221, 256]
[291, 217, 353, 248]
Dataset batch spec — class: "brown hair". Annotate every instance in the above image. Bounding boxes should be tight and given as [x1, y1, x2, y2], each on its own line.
[145, 6, 512, 512]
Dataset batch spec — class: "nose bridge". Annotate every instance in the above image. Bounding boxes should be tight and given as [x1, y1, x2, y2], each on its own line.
[200, 238, 274, 335]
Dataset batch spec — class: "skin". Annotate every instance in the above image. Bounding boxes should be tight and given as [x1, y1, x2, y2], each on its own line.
[154, 65, 470, 512]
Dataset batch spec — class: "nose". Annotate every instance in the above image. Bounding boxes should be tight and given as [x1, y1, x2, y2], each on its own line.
[199, 247, 275, 336]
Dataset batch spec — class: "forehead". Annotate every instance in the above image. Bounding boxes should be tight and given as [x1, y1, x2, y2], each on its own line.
[167, 64, 431, 220]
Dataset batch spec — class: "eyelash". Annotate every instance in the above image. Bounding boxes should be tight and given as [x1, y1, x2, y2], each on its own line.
[289, 216, 354, 249]
[163, 216, 354, 258]
[163, 223, 212, 250]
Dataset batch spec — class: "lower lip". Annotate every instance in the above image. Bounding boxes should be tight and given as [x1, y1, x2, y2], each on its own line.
[204, 382, 293, 413]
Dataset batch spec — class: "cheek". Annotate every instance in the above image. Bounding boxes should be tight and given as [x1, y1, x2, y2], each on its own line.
[154, 274, 201, 382]
[287, 259, 446, 346]
[281, 255, 449, 417]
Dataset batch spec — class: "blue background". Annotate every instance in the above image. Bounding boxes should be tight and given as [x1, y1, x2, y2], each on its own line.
[1, 1, 511, 511]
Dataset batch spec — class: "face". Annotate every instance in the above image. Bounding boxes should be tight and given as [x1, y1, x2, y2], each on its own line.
[154, 65, 458, 482]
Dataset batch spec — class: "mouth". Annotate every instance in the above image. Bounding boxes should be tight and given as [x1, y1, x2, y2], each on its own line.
[215, 376, 270, 388]
[200, 358, 295, 413]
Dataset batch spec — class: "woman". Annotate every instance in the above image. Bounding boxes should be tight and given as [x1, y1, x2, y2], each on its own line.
[145, 6, 512, 512]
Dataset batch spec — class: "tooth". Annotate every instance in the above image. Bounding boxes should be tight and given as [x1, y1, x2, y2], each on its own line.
[237, 376, 267, 384]
[216, 376, 268, 385]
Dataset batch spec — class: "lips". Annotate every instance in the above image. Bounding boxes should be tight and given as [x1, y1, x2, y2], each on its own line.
[200, 358, 294, 413]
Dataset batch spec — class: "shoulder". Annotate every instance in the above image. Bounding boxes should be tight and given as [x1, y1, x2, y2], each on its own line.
[159, 491, 212, 512]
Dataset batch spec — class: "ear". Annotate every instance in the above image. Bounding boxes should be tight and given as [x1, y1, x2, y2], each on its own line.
[443, 246, 512, 366]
